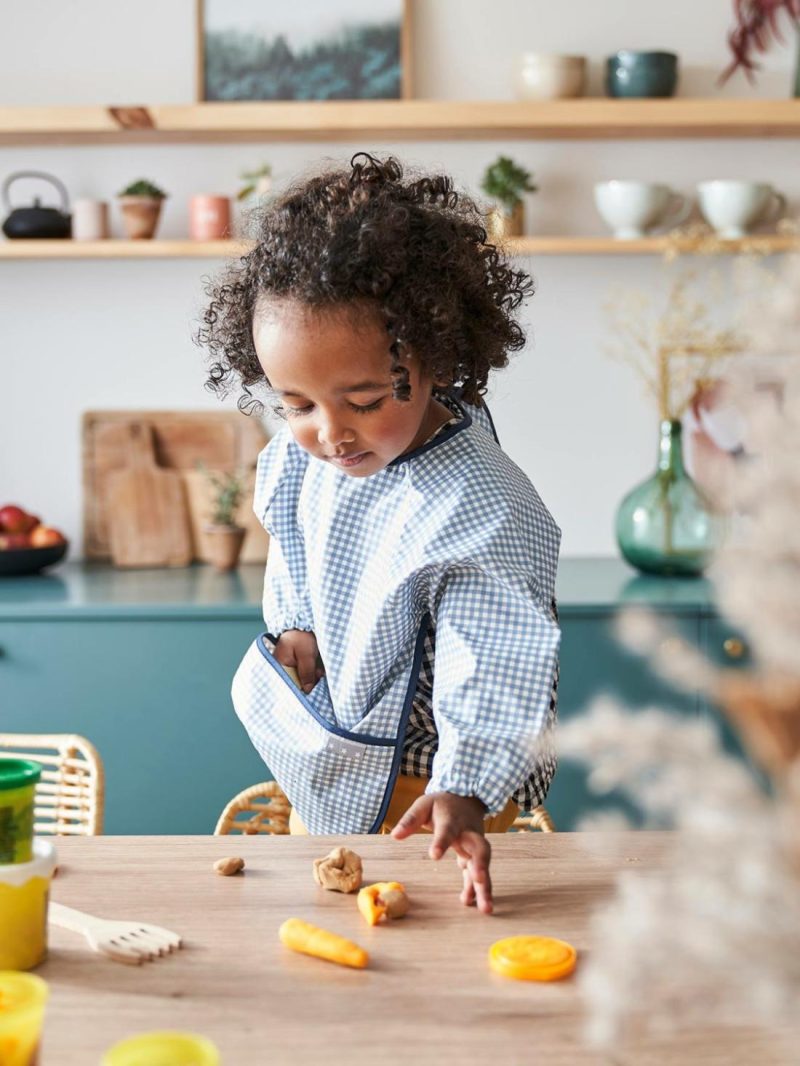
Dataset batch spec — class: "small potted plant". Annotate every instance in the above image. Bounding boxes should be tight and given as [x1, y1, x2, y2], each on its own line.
[237, 163, 273, 203]
[480, 155, 538, 241]
[117, 179, 168, 240]
[199, 465, 247, 572]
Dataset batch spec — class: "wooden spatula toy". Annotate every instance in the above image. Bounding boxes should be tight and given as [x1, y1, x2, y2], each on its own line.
[49, 902, 182, 965]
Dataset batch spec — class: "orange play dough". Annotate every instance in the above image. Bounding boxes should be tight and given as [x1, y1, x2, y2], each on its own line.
[488, 935, 577, 982]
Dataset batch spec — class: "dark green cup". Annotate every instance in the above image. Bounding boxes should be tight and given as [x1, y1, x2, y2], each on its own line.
[606, 50, 678, 98]
[0, 759, 42, 864]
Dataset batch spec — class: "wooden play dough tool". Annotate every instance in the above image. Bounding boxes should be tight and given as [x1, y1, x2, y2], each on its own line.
[49, 902, 182, 965]
[488, 935, 577, 982]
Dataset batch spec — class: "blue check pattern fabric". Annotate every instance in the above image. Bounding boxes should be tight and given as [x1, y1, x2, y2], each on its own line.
[240, 389, 561, 830]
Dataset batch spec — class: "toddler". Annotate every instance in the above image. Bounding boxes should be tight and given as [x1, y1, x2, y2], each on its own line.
[199, 154, 561, 913]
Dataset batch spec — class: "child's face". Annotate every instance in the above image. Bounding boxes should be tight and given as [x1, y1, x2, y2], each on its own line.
[254, 301, 444, 477]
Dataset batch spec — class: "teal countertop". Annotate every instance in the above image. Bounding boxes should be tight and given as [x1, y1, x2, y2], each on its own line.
[0, 557, 717, 620]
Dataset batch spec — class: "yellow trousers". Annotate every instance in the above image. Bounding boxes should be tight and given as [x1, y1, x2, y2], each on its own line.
[289, 774, 519, 835]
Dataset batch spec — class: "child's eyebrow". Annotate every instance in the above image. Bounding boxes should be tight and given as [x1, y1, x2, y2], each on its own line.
[276, 381, 389, 397]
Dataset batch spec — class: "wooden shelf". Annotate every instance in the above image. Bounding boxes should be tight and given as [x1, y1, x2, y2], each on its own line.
[2, 236, 797, 260]
[509, 235, 800, 255]
[0, 239, 244, 259]
[1, 99, 800, 144]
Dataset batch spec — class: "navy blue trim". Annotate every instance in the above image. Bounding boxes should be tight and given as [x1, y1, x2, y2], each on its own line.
[367, 613, 431, 833]
[256, 633, 393, 747]
[387, 400, 471, 468]
[480, 399, 501, 446]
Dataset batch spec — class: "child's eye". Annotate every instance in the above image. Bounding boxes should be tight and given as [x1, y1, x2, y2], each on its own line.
[275, 403, 313, 419]
[349, 399, 385, 414]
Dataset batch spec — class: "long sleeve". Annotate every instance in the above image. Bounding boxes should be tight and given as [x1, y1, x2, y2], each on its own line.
[253, 428, 314, 635]
[426, 562, 561, 814]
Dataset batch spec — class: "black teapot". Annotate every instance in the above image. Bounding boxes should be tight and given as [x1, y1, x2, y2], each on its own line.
[2, 170, 71, 239]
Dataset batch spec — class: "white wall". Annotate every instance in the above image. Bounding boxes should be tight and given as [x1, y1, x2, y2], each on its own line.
[1, 1, 798, 557]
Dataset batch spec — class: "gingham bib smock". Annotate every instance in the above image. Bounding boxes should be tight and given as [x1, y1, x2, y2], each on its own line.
[232, 390, 561, 835]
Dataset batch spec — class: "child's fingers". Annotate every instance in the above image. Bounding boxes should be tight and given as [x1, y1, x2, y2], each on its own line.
[454, 834, 493, 914]
[295, 648, 321, 692]
[391, 794, 435, 840]
[459, 861, 477, 907]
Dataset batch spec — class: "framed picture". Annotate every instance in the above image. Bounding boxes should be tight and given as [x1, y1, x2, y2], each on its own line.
[196, 0, 413, 102]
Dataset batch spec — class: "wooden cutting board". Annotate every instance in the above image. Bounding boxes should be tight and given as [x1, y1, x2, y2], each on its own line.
[107, 422, 193, 568]
[83, 410, 269, 562]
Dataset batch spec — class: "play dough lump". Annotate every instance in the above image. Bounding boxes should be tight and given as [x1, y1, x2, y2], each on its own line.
[312, 846, 363, 893]
[357, 882, 410, 925]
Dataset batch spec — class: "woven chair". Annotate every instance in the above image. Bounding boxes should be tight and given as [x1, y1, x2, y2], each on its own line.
[214, 781, 291, 836]
[511, 805, 556, 833]
[0, 733, 104, 836]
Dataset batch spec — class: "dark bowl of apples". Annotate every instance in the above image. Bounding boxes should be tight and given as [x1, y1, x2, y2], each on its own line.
[0, 504, 69, 576]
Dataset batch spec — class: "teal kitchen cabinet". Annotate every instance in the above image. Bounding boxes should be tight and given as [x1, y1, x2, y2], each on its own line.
[0, 567, 268, 834]
[546, 559, 717, 829]
[0, 559, 748, 833]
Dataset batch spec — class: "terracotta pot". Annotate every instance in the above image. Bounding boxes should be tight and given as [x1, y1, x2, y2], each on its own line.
[203, 524, 246, 571]
[118, 196, 165, 240]
[486, 202, 525, 242]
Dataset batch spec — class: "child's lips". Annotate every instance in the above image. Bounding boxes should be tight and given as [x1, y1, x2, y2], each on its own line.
[328, 451, 369, 468]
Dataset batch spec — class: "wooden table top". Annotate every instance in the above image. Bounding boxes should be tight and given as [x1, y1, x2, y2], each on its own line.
[39, 833, 788, 1065]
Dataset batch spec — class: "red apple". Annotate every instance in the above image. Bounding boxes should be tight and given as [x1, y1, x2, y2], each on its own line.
[0, 505, 35, 533]
[29, 525, 66, 548]
[0, 531, 31, 550]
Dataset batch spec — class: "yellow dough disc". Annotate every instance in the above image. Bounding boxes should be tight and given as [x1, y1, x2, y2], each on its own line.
[489, 935, 577, 982]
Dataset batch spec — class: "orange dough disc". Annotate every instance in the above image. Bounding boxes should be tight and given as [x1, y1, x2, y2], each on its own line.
[488, 935, 577, 982]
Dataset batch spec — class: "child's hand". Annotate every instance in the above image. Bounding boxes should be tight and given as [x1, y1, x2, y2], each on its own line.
[274, 629, 325, 693]
[391, 792, 493, 914]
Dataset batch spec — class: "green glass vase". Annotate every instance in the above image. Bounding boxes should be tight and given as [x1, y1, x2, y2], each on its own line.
[615, 419, 718, 577]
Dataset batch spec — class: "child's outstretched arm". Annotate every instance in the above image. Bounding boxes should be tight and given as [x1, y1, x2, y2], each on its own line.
[391, 792, 493, 913]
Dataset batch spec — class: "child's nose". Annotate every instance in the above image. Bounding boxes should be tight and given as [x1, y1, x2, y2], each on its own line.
[318, 413, 354, 449]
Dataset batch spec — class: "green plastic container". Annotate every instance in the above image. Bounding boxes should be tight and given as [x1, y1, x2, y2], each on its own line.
[0, 760, 41, 865]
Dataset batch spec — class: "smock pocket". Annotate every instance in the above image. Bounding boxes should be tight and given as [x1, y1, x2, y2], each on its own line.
[231, 634, 400, 835]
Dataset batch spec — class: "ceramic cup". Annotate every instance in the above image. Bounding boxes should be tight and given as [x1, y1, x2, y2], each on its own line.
[189, 195, 231, 240]
[594, 180, 691, 239]
[697, 180, 787, 239]
[71, 199, 110, 241]
[606, 50, 678, 98]
[515, 54, 587, 100]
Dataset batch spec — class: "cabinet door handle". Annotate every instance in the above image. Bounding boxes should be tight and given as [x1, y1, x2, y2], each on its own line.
[723, 637, 746, 660]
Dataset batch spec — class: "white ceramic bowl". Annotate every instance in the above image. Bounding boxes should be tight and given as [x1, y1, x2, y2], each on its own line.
[516, 54, 587, 100]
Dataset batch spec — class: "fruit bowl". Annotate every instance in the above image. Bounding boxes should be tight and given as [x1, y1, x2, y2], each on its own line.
[0, 541, 69, 576]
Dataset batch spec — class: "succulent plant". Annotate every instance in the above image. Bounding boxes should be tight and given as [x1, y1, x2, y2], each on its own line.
[480, 156, 538, 214]
[118, 179, 167, 199]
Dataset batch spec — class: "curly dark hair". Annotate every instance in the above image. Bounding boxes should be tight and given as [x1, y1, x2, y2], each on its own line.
[197, 153, 534, 413]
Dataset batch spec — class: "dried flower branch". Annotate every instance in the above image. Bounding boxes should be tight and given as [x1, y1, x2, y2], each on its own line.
[562, 257, 800, 1053]
[560, 700, 800, 1052]
[604, 271, 743, 421]
[720, 0, 800, 84]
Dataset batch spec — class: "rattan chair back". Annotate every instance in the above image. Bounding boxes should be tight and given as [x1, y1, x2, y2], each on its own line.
[214, 780, 291, 835]
[0, 732, 104, 836]
[511, 805, 556, 832]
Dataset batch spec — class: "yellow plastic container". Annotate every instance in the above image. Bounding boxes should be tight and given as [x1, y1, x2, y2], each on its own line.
[0, 972, 49, 1066]
[101, 1031, 221, 1065]
[0, 839, 57, 971]
[0, 760, 41, 865]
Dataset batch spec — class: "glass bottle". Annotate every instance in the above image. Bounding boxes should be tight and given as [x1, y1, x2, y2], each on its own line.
[615, 419, 718, 577]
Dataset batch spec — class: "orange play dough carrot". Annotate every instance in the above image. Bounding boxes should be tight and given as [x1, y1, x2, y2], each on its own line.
[489, 935, 577, 982]
[279, 918, 369, 969]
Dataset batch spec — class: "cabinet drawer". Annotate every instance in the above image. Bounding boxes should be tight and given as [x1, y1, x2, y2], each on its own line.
[0, 619, 268, 834]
